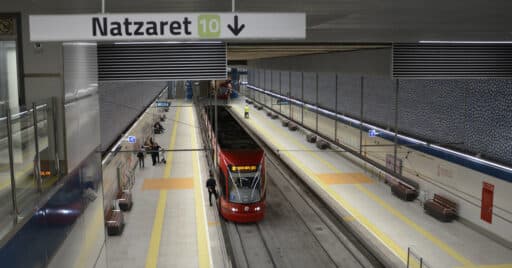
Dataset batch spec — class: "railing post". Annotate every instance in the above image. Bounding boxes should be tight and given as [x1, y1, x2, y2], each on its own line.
[32, 103, 43, 192]
[6, 108, 19, 222]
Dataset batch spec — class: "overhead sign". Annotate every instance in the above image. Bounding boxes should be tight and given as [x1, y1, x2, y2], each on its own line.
[156, 101, 170, 108]
[29, 13, 306, 41]
[368, 129, 377, 137]
[127, 136, 136, 143]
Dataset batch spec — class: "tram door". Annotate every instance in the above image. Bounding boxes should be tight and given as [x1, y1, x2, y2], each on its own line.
[480, 182, 494, 223]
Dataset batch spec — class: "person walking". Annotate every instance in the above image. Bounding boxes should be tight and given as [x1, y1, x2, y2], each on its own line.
[137, 145, 145, 168]
[206, 171, 218, 206]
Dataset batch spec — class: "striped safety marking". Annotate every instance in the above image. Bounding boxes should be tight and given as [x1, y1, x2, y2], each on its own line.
[142, 178, 194, 190]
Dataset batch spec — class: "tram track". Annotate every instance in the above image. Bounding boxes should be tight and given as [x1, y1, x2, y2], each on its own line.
[221, 105, 385, 268]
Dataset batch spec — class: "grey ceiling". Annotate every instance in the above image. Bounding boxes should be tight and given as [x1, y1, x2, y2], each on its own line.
[5, 0, 511, 60]
[5, 0, 511, 42]
[101, 0, 512, 42]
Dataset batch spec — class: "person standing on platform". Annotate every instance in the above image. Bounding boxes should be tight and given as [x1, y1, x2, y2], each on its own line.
[154, 143, 161, 163]
[244, 104, 250, 118]
[151, 144, 158, 166]
[206, 171, 218, 206]
[137, 145, 145, 168]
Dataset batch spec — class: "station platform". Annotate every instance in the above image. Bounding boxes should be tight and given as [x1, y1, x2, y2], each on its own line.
[106, 100, 229, 268]
[230, 97, 512, 268]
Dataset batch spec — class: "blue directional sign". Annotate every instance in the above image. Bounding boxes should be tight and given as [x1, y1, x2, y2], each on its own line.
[127, 136, 136, 143]
[368, 129, 377, 137]
[156, 101, 170, 107]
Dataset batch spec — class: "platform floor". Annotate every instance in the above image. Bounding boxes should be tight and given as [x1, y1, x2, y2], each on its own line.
[106, 100, 228, 268]
[231, 97, 512, 268]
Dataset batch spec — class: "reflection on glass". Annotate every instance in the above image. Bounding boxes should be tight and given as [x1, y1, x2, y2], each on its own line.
[10, 106, 39, 217]
[0, 113, 14, 238]
[303, 108, 316, 131]
[0, 41, 19, 110]
[227, 167, 262, 204]
[318, 114, 335, 140]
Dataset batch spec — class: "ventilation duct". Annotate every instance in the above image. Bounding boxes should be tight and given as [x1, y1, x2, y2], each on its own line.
[98, 42, 226, 81]
[392, 43, 512, 79]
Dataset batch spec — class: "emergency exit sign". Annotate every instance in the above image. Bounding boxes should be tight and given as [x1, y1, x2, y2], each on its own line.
[29, 13, 306, 41]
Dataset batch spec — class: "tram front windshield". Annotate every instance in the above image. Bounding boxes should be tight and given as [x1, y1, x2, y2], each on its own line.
[227, 169, 262, 204]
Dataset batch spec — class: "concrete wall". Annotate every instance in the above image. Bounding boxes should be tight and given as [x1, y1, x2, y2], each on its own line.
[102, 105, 157, 212]
[99, 81, 165, 151]
[247, 84, 512, 247]
[248, 49, 512, 166]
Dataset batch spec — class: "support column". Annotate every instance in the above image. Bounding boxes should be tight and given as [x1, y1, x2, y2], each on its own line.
[315, 73, 319, 132]
[301, 72, 304, 125]
[334, 74, 338, 142]
[359, 76, 364, 155]
[393, 79, 399, 173]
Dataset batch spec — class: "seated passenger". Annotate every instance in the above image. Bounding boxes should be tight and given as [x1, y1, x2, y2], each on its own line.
[154, 121, 164, 134]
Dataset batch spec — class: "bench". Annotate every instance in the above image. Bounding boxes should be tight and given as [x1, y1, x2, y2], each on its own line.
[271, 114, 278, 119]
[424, 194, 457, 222]
[288, 122, 298, 131]
[117, 190, 133, 211]
[306, 133, 317, 143]
[316, 139, 330, 149]
[266, 111, 273, 117]
[391, 181, 418, 201]
[281, 120, 290, 127]
[106, 209, 125, 236]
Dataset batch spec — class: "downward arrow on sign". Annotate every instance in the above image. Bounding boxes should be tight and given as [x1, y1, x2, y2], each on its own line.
[227, 15, 245, 36]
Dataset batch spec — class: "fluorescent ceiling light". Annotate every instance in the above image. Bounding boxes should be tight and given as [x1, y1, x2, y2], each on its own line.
[419, 41, 512, 44]
[114, 41, 223, 45]
[247, 83, 512, 173]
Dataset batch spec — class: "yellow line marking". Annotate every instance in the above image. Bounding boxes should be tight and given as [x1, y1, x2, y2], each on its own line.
[74, 201, 104, 268]
[237, 102, 475, 267]
[0, 163, 35, 190]
[317, 173, 374, 184]
[355, 184, 473, 267]
[342, 215, 355, 222]
[235, 105, 408, 263]
[190, 107, 212, 268]
[458, 264, 512, 268]
[145, 106, 181, 268]
[142, 178, 194, 190]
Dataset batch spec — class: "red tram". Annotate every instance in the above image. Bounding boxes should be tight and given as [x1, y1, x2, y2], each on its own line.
[203, 105, 266, 222]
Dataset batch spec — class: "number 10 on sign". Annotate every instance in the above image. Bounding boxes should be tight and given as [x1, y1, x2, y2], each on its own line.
[198, 15, 221, 37]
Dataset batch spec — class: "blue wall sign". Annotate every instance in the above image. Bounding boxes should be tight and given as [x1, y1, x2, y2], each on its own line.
[368, 129, 377, 137]
[127, 136, 136, 143]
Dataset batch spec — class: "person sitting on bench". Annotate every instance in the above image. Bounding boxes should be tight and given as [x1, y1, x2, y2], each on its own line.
[154, 121, 164, 134]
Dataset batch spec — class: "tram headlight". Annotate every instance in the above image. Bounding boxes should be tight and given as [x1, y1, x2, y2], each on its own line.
[254, 206, 261, 211]
[231, 207, 238, 212]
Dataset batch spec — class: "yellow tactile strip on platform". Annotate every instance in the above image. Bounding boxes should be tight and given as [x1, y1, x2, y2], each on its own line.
[143, 178, 194, 190]
[317, 173, 374, 184]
